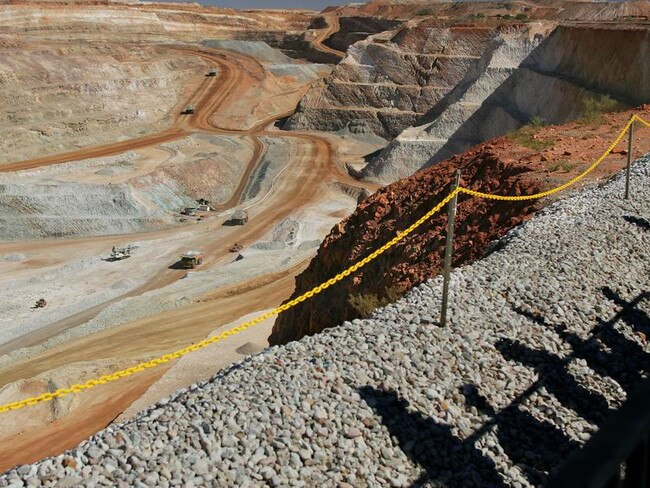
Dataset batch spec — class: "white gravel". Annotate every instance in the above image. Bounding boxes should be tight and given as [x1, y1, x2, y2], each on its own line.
[1, 156, 649, 487]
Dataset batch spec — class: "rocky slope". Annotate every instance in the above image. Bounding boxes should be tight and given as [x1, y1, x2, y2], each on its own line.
[271, 108, 650, 345]
[1, 156, 648, 486]
[365, 25, 650, 184]
[286, 21, 531, 140]
[270, 138, 543, 345]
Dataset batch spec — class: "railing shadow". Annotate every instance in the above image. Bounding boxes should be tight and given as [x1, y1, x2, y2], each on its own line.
[623, 215, 650, 231]
[357, 385, 507, 488]
[357, 287, 650, 487]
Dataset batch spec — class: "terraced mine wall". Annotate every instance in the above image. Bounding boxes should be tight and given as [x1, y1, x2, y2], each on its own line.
[285, 22, 538, 140]
[0, 42, 203, 164]
[286, 23, 650, 185]
[236, 16, 402, 65]
[323, 16, 402, 54]
[0, 155, 192, 241]
[365, 25, 650, 183]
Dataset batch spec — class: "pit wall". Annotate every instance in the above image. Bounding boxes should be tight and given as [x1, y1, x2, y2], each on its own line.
[364, 25, 650, 184]
[285, 23, 512, 140]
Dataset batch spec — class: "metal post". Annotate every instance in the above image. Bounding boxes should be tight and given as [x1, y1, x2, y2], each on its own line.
[440, 170, 461, 327]
[625, 118, 635, 200]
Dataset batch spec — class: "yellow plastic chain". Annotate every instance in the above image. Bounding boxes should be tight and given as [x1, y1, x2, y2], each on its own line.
[459, 115, 641, 201]
[0, 190, 459, 413]
[0, 114, 646, 414]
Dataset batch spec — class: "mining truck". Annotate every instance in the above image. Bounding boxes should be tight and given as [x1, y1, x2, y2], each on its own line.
[207, 68, 217, 77]
[107, 245, 132, 261]
[230, 209, 249, 225]
[180, 251, 204, 269]
[183, 104, 195, 115]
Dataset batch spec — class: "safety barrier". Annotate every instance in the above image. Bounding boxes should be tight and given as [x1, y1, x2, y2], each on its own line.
[0, 114, 647, 415]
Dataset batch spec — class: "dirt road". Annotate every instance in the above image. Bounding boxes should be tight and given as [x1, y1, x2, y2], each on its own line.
[312, 12, 345, 59]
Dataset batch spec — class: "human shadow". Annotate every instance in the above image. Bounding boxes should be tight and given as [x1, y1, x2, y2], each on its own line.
[496, 338, 611, 424]
[463, 384, 580, 487]
[357, 288, 650, 486]
[513, 288, 650, 392]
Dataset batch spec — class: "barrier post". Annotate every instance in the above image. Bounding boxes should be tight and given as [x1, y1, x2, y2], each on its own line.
[625, 117, 635, 200]
[440, 170, 461, 327]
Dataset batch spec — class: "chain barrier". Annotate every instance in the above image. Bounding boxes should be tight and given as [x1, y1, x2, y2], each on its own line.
[0, 190, 459, 413]
[459, 115, 645, 201]
[0, 114, 647, 414]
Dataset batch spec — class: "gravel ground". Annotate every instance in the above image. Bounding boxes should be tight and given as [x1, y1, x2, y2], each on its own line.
[1, 156, 649, 487]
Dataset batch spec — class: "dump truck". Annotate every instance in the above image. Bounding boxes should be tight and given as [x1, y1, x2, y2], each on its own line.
[230, 209, 249, 225]
[183, 104, 195, 115]
[180, 251, 203, 269]
[105, 245, 132, 262]
[207, 68, 218, 77]
[229, 242, 243, 253]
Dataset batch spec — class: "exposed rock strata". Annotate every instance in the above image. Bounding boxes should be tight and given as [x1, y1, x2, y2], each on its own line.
[285, 22, 540, 140]
[365, 25, 650, 183]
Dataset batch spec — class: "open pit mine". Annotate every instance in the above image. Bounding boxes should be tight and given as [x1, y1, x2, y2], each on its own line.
[0, 0, 649, 486]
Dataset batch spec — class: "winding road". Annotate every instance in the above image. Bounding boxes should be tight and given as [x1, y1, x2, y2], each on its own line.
[312, 11, 345, 59]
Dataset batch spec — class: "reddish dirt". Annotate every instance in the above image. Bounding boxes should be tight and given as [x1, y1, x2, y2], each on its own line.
[270, 107, 650, 345]
[312, 11, 345, 58]
[0, 366, 168, 473]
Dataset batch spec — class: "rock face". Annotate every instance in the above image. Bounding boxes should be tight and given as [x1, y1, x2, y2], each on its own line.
[364, 25, 650, 184]
[270, 142, 543, 346]
[286, 22, 527, 140]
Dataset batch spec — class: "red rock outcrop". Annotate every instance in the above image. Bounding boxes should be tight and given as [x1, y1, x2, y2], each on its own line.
[270, 141, 544, 345]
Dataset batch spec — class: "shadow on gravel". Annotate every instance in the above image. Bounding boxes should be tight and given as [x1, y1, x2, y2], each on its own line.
[357, 386, 507, 488]
[623, 215, 650, 231]
[358, 289, 650, 487]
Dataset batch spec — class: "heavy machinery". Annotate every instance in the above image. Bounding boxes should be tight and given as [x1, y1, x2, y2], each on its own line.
[182, 104, 195, 115]
[106, 245, 132, 261]
[180, 251, 204, 269]
[229, 242, 243, 253]
[230, 209, 249, 225]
